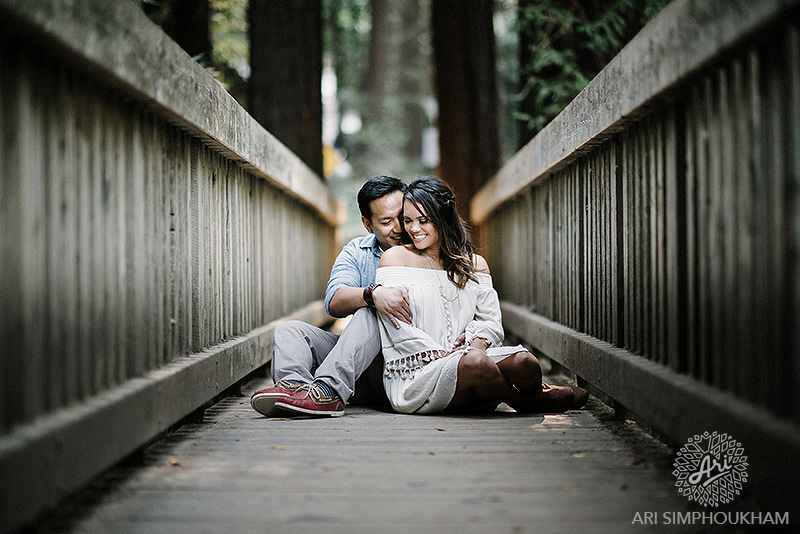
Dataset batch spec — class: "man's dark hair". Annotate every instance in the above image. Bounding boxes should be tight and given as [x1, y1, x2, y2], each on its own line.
[357, 175, 406, 220]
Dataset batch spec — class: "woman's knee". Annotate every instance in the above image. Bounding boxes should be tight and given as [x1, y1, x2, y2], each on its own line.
[499, 350, 543, 383]
[459, 350, 500, 380]
[510, 351, 541, 373]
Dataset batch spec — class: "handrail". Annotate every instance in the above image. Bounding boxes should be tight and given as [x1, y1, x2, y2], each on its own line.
[472, 0, 798, 223]
[472, 0, 800, 513]
[1, 0, 342, 225]
[0, 1, 341, 531]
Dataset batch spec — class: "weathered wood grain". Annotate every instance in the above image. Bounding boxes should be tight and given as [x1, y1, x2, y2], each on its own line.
[472, 2, 800, 516]
[500, 302, 800, 514]
[0, 2, 341, 532]
[0, 303, 331, 533]
[471, 0, 800, 223]
[29, 378, 722, 534]
[0, 0, 342, 224]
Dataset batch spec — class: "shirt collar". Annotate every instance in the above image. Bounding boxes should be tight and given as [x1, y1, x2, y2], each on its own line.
[359, 233, 384, 257]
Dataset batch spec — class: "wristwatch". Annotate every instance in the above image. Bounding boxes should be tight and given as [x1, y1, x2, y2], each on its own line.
[363, 283, 381, 309]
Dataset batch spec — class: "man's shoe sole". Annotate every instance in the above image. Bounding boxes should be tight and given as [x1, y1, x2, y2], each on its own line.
[251, 394, 290, 417]
[273, 401, 344, 417]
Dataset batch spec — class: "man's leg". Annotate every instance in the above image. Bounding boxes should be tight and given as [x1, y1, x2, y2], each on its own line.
[271, 320, 339, 384]
[275, 308, 383, 416]
[252, 320, 339, 417]
[313, 307, 381, 401]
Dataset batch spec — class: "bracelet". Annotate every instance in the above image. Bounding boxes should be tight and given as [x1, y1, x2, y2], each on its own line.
[363, 283, 381, 309]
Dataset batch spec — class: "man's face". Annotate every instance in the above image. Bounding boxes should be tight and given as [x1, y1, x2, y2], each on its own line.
[362, 190, 404, 251]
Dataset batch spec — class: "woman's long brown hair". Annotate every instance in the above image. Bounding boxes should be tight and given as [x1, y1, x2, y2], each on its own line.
[403, 177, 477, 289]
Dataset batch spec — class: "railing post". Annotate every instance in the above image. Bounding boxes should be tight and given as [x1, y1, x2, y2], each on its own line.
[471, 0, 800, 513]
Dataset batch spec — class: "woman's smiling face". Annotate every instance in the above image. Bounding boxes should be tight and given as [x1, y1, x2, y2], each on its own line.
[403, 198, 439, 253]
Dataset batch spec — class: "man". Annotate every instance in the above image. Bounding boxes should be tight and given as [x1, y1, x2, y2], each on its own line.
[250, 175, 411, 417]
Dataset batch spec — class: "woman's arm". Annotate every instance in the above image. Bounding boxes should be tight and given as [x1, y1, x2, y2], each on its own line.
[473, 254, 491, 274]
[460, 253, 496, 349]
[464, 271, 504, 348]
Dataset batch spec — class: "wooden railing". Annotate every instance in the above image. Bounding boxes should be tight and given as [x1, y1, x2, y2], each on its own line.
[0, 0, 340, 531]
[472, 0, 799, 512]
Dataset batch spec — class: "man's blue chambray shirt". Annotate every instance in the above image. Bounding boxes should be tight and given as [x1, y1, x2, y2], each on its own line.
[324, 233, 384, 316]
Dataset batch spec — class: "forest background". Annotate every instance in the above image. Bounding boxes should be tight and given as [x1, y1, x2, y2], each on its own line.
[141, 0, 669, 240]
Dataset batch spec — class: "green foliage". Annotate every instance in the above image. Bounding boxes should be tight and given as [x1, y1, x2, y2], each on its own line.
[322, 0, 372, 102]
[209, 0, 249, 100]
[516, 0, 671, 139]
[139, 0, 248, 104]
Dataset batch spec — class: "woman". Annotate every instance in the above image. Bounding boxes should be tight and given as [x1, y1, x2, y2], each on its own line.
[376, 177, 588, 414]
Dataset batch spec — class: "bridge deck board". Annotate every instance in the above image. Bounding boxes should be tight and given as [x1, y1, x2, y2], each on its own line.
[31, 377, 751, 534]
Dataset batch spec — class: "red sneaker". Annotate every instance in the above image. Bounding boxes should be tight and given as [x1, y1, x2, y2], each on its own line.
[274, 383, 345, 417]
[250, 380, 307, 416]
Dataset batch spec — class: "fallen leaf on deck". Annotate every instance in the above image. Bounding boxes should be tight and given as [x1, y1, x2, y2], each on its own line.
[622, 458, 645, 466]
[169, 459, 182, 467]
[571, 451, 588, 458]
[270, 444, 284, 450]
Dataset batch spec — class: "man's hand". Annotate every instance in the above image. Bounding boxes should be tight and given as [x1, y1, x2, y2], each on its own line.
[373, 286, 411, 329]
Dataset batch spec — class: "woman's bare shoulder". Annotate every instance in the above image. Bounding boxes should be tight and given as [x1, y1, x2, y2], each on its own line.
[379, 244, 418, 267]
[472, 254, 491, 274]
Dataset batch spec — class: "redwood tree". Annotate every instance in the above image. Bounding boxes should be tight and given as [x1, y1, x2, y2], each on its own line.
[249, 0, 324, 177]
[431, 0, 501, 218]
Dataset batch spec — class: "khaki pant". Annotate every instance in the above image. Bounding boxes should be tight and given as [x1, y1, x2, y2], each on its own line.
[271, 307, 387, 405]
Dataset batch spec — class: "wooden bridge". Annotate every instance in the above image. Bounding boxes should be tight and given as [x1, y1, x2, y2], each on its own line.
[1, 0, 798, 532]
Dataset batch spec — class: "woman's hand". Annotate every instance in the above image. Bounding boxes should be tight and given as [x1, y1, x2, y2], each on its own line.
[445, 333, 488, 357]
[373, 286, 411, 329]
[451, 333, 466, 349]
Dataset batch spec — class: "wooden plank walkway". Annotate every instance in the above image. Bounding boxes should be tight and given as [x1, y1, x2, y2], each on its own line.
[29, 375, 759, 534]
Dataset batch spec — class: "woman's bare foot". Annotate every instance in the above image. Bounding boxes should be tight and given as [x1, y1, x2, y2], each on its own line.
[511, 383, 588, 413]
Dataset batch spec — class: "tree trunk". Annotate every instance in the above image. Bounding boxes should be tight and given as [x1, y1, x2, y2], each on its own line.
[398, 0, 425, 162]
[431, 0, 500, 219]
[249, 0, 323, 177]
[142, 0, 211, 60]
[361, 0, 392, 124]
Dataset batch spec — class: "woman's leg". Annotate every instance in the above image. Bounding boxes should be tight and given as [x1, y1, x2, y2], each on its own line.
[496, 350, 588, 411]
[444, 349, 529, 413]
[445, 349, 584, 413]
[495, 351, 543, 392]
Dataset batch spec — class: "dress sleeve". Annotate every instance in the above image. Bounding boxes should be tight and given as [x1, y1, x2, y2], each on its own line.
[464, 276, 504, 347]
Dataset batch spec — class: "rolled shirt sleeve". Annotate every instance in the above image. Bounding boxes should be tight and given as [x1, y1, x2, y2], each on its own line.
[324, 235, 381, 315]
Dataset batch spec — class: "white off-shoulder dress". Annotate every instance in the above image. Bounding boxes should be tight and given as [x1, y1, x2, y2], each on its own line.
[375, 265, 524, 414]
